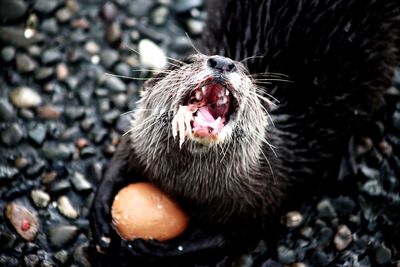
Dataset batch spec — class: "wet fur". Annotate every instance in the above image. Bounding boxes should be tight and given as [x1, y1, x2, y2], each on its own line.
[91, 0, 400, 265]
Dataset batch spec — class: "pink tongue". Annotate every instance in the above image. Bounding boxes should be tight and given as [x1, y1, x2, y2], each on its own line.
[197, 106, 215, 123]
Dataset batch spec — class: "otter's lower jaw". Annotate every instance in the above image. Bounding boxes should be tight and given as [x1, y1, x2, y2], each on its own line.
[172, 80, 237, 148]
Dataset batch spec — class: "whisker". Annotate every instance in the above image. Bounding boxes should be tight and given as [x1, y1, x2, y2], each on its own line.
[185, 32, 202, 55]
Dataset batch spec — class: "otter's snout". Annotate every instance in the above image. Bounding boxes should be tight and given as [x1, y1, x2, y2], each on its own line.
[207, 56, 236, 73]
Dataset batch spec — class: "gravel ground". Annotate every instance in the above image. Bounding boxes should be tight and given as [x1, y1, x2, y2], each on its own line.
[0, 0, 399, 267]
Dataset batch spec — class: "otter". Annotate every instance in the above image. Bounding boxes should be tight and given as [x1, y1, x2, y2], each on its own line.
[91, 0, 400, 266]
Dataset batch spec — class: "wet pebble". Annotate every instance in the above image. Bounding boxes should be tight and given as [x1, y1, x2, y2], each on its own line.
[73, 243, 92, 267]
[42, 49, 62, 65]
[1, 122, 25, 146]
[101, 1, 119, 21]
[56, 7, 73, 23]
[281, 211, 303, 228]
[100, 49, 119, 69]
[0, 165, 19, 181]
[36, 105, 61, 120]
[185, 19, 204, 35]
[5, 203, 39, 241]
[138, 39, 168, 70]
[48, 224, 79, 248]
[42, 143, 73, 161]
[277, 245, 296, 264]
[53, 249, 69, 264]
[80, 146, 97, 158]
[41, 18, 59, 34]
[128, 0, 154, 17]
[35, 67, 54, 81]
[333, 224, 352, 251]
[47, 179, 71, 194]
[102, 109, 120, 125]
[151, 6, 169, 26]
[174, 0, 202, 13]
[10, 87, 42, 108]
[105, 23, 122, 44]
[1, 46, 16, 62]
[316, 199, 337, 219]
[56, 63, 69, 80]
[16, 53, 36, 73]
[28, 123, 47, 146]
[65, 106, 85, 121]
[31, 190, 51, 208]
[71, 172, 92, 192]
[0, 255, 19, 267]
[24, 254, 40, 267]
[25, 160, 46, 177]
[362, 180, 383, 196]
[34, 0, 61, 14]
[57, 196, 79, 219]
[103, 75, 127, 92]
[0, 99, 15, 121]
[84, 41, 100, 55]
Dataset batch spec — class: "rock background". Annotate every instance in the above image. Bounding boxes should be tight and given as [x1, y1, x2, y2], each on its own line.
[0, 0, 399, 266]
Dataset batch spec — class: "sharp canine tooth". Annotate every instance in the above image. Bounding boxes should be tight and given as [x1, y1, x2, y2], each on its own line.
[226, 90, 229, 96]
[195, 91, 202, 100]
[202, 86, 206, 94]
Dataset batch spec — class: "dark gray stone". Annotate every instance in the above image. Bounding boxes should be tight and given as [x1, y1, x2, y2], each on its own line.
[41, 18, 59, 34]
[25, 160, 46, 177]
[35, 67, 54, 81]
[0, 0, 27, 24]
[0, 231, 17, 249]
[53, 250, 69, 264]
[0, 99, 15, 121]
[100, 49, 119, 69]
[1, 123, 24, 146]
[16, 53, 36, 73]
[128, 0, 154, 17]
[1, 46, 16, 62]
[65, 106, 85, 121]
[71, 172, 92, 191]
[103, 76, 126, 92]
[373, 245, 392, 265]
[277, 245, 296, 264]
[34, 0, 61, 14]
[48, 180, 71, 194]
[102, 109, 120, 125]
[0, 165, 19, 181]
[48, 225, 79, 248]
[113, 62, 131, 77]
[317, 199, 337, 218]
[42, 49, 62, 65]
[42, 143, 73, 161]
[174, 0, 202, 13]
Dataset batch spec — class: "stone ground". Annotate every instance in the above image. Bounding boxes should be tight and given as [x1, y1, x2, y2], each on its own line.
[0, 0, 399, 266]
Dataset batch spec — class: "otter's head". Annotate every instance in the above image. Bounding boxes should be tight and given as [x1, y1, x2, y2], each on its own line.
[130, 54, 272, 153]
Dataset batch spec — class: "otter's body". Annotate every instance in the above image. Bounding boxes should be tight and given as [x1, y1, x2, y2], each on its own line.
[91, 0, 400, 266]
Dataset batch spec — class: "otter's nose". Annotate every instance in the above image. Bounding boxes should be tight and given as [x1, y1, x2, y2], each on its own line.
[207, 56, 236, 73]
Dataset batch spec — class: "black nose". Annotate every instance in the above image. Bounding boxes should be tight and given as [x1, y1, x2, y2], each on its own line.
[207, 56, 236, 73]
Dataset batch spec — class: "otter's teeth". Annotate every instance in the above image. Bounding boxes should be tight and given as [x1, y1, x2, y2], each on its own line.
[226, 90, 229, 96]
[201, 86, 207, 94]
[217, 96, 228, 105]
[195, 90, 202, 101]
[172, 105, 195, 149]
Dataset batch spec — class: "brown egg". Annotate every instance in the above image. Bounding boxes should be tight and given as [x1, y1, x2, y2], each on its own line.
[111, 182, 189, 241]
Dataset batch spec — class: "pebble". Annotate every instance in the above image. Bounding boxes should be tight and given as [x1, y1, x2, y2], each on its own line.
[138, 39, 168, 70]
[73, 243, 92, 267]
[28, 123, 47, 146]
[102, 109, 120, 125]
[16, 53, 36, 73]
[0, 255, 19, 267]
[71, 172, 92, 192]
[25, 160, 46, 177]
[53, 250, 69, 264]
[280, 211, 303, 228]
[105, 23, 122, 44]
[0, 99, 15, 121]
[56, 7, 73, 23]
[1, 46, 16, 62]
[185, 19, 204, 35]
[65, 106, 85, 121]
[34, 0, 61, 14]
[35, 67, 54, 81]
[0, 165, 19, 181]
[57, 196, 79, 219]
[101, 2, 119, 22]
[42, 49, 62, 65]
[103, 75, 127, 92]
[36, 105, 61, 120]
[84, 41, 100, 55]
[1, 122, 25, 146]
[111, 93, 128, 109]
[10, 87, 42, 108]
[48, 224, 79, 248]
[277, 245, 296, 264]
[42, 143, 73, 161]
[24, 254, 40, 267]
[362, 180, 383, 196]
[31, 190, 51, 208]
[100, 49, 119, 69]
[41, 18, 59, 34]
[5, 203, 39, 241]
[47, 179, 71, 193]
[174, 0, 203, 13]
[127, 0, 154, 17]
[333, 225, 352, 251]
[151, 6, 169, 25]
[316, 199, 337, 219]
[114, 62, 131, 77]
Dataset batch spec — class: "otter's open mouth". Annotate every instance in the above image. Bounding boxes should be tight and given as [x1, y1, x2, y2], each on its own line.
[172, 80, 236, 147]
